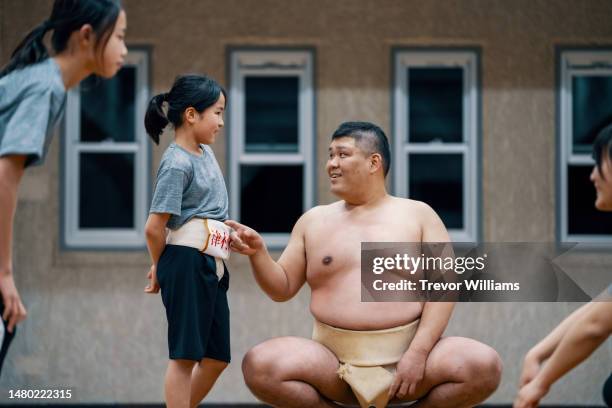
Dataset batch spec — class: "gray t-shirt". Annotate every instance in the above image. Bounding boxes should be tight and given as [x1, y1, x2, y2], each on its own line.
[0, 58, 67, 167]
[150, 143, 229, 230]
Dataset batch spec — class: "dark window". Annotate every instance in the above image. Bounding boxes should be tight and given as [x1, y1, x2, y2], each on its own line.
[80, 68, 136, 143]
[572, 76, 612, 154]
[408, 153, 463, 229]
[408, 67, 463, 144]
[245, 76, 299, 152]
[568, 166, 612, 235]
[79, 153, 134, 229]
[240, 165, 303, 233]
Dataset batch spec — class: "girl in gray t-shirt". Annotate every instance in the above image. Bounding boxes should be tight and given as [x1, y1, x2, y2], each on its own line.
[144, 74, 231, 406]
[0, 0, 127, 377]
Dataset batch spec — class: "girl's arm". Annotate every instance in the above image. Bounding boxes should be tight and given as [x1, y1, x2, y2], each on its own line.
[0, 155, 28, 332]
[533, 301, 612, 387]
[514, 300, 612, 408]
[530, 304, 588, 359]
[518, 302, 591, 387]
[144, 212, 171, 293]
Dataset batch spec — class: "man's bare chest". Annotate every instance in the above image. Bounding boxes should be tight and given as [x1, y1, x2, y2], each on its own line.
[303, 217, 421, 284]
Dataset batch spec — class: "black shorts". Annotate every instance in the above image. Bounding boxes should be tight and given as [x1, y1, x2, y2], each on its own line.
[0, 299, 16, 377]
[604, 372, 612, 407]
[157, 245, 230, 363]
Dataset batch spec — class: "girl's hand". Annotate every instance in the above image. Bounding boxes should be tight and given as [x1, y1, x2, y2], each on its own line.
[144, 264, 160, 294]
[225, 220, 265, 256]
[0, 271, 27, 333]
[514, 377, 549, 408]
[519, 349, 544, 387]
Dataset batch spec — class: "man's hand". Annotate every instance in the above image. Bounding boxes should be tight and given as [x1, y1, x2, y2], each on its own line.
[519, 349, 543, 387]
[514, 377, 549, 408]
[389, 348, 428, 400]
[0, 270, 27, 333]
[144, 264, 160, 294]
[225, 220, 265, 256]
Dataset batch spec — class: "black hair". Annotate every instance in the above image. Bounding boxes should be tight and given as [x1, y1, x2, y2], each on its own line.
[331, 121, 391, 176]
[0, 0, 121, 78]
[593, 123, 612, 179]
[144, 74, 227, 144]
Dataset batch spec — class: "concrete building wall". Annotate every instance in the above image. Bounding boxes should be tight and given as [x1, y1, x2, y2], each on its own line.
[1, 0, 611, 405]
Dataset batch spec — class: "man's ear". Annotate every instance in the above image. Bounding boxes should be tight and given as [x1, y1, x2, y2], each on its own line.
[370, 153, 383, 174]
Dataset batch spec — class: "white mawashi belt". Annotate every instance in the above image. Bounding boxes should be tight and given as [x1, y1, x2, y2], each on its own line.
[312, 319, 420, 408]
[166, 218, 231, 280]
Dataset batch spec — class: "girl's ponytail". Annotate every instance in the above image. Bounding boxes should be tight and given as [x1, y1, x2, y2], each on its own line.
[0, 21, 51, 77]
[144, 93, 170, 145]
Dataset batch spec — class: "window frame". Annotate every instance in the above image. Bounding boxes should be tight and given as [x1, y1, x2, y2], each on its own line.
[393, 49, 480, 242]
[558, 48, 612, 244]
[62, 49, 150, 249]
[228, 48, 315, 248]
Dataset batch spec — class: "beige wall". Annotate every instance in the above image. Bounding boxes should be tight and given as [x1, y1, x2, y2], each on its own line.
[1, 0, 611, 404]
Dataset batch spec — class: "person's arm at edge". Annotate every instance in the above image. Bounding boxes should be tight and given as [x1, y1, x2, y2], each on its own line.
[0, 155, 28, 332]
[144, 212, 170, 293]
[530, 303, 591, 359]
[514, 299, 612, 408]
[519, 302, 591, 385]
[531, 300, 612, 390]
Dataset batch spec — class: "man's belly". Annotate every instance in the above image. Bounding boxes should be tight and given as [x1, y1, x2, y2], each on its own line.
[310, 288, 423, 331]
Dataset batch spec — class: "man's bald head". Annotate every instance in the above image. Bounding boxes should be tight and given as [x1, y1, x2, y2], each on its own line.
[331, 121, 391, 176]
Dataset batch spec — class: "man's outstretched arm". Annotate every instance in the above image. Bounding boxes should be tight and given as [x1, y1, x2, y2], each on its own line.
[226, 210, 311, 302]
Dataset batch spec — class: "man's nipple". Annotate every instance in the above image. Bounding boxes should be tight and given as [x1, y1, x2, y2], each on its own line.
[322, 256, 333, 265]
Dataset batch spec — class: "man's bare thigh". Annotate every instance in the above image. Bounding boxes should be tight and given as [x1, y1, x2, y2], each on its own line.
[245, 336, 357, 404]
[393, 336, 500, 403]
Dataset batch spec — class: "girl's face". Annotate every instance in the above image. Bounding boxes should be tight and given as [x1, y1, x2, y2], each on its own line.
[590, 152, 612, 211]
[194, 93, 226, 145]
[96, 10, 128, 78]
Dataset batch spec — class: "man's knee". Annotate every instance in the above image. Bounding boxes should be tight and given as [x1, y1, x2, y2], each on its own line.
[467, 345, 503, 394]
[242, 343, 279, 391]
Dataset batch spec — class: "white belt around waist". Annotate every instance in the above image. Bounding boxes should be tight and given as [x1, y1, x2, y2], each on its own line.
[166, 218, 231, 280]
[312, 319, 419, 366]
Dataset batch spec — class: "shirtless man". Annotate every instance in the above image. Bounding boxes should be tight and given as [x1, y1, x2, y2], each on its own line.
[227, 121, 502, 407]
